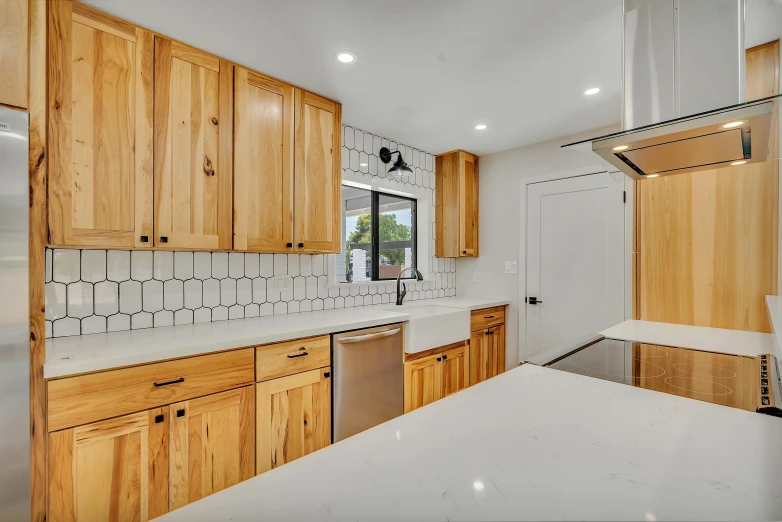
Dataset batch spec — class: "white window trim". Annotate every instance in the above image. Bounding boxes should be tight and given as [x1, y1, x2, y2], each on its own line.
[328, 171, 432, 288]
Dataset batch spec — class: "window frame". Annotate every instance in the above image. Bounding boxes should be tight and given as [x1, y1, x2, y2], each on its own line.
[342, 184, 418, 283]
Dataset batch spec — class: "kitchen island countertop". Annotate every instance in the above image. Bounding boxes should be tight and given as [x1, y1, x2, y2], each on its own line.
[156, 363, 782, 522]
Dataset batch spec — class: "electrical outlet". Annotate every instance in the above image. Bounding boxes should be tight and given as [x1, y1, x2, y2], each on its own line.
[274, 275, 292, 289]
[473, 270, 481, 283]
[505, 261, 518, 274]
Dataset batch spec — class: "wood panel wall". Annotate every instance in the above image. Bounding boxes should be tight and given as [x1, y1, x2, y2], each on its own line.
[636, 40, 780, 332]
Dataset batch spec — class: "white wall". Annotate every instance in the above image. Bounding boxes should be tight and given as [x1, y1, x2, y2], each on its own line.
[455, 125, 619, 368]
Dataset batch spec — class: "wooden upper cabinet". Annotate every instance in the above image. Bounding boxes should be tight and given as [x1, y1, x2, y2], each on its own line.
[48, 408, 170, 521]
[154, 36, 232, 250]
[48, 1, 154, 248]
[233, 66, 294, 252]
[169, 386, 254, 510]
[0, 0, 28, 109]
[435, 150, 479, 257]
[293, 90, 342, 253]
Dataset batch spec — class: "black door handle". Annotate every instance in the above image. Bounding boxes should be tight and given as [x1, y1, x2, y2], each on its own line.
[287, 352, 309, 358]
[298, 243, 304, 248]
[527, 297, 542, 305]
[286, 242, 293, 248]
[154, 377, 184, 387]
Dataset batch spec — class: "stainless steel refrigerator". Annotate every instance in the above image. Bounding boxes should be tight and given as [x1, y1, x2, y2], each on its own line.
[0, 106, 30, 519]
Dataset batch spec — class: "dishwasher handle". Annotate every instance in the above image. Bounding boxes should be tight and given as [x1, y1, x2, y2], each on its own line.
[338, 328, 401, 344]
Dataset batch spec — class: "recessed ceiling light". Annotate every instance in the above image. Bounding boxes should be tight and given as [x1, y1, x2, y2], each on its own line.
[475, 124, 487, 130]
[335, 51, 356, 64]
[731, 160, 747, 166]
[360, 163, 368, 167]
[584, 87, 600, 96]
[722, 121, 744, 129]
[646, 174, 659, 178]
[613, 145, 629, 151]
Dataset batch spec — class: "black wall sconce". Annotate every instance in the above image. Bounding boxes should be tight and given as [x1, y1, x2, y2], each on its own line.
[379, 147, 413, 175]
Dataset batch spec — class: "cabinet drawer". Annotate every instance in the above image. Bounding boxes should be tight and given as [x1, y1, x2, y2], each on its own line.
[470, 306, 505, 331]
[256, 335, 331, 382]
[47, 348, 254, 432]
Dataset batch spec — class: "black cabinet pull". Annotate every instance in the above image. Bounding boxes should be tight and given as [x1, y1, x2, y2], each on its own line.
[436, 357, 442, 362]
[160, 236, 168, 243]
[484, 315, 494, 319]
[442, 354, 448, 360]
[154, 377, 184, 387]
[177, 409, 185, 418]
[462, 250, 467, 254]
[298, 243, 304, 248]
[140, 235, 149, 243]
[286, 242, 293, 248]
[287, 351, 309, 359]
[324, 371, 330, 378]
[154, 414, 164, 424]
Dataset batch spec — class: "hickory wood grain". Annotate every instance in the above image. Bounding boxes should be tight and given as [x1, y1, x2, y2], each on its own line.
[293, 90, 342, 254]
[48, 0, 154, 248]
[0, 0, 28, 109]
[47, 348, 254, 433]
[154, 36, 233, 250]
[169, 386, 254, 510]
[255, 334, 331, 382]
[256, 367, 331, 475]
[233, 66, 294, 252]
[48, 408, 169, 522]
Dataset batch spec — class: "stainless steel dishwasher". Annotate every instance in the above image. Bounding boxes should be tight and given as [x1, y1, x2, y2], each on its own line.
[332, 323, 404, 442]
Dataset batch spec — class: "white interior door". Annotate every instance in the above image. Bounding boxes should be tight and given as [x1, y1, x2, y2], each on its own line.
[526, 173, 625, 358]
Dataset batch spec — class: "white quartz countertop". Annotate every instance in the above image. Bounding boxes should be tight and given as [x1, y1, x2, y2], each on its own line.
[44, 296, 508, 378]
[157, 364, 782, 522]
[601, 319, 775, 357]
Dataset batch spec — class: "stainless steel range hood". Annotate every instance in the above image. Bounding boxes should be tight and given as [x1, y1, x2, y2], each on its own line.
[564, 0, 779, 181]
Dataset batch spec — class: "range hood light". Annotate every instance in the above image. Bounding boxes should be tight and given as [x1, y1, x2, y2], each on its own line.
[646, 174, 659, 178]
[613, 145, 629, 151]
[731, 160, 747, 166]
[722, 121, 745, 129]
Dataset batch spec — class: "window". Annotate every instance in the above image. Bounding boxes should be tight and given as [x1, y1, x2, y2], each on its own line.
[338, 185, 417, 283]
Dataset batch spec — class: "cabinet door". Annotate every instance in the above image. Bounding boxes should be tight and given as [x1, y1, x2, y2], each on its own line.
[403, 354, 439, 413]
[469, 329, 490, 385]
[256, 367, 331, 474]
[169, 386, 254, 510]
[48, 1, 153, 248]
[154, 36, 232, 249]
[435, 152, 460, 257]
[233, 67, 294, 252]
[293, 90, 341, 253]
[0, 0, 28, 108]
[438, 343, 469, 399]
[489, 324, 506, 378]
[459, 152, 479, 257]
[48, 408, 169, 521]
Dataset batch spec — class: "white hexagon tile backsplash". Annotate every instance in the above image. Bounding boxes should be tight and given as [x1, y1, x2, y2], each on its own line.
[44, 125, 457, 338]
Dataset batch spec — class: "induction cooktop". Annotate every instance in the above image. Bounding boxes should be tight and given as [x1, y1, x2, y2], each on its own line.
[527, 337, 782, 417]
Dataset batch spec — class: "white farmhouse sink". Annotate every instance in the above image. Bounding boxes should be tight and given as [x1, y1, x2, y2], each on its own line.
[383, 303, 470, 354]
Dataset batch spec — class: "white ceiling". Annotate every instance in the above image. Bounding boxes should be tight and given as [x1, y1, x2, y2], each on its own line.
[84, 0, 624, 156]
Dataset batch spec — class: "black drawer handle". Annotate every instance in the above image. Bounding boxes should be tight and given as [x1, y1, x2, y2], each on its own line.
[154, 377, 184, 387]
[287, 352, 309, 359]
[484, 315, 494, 319]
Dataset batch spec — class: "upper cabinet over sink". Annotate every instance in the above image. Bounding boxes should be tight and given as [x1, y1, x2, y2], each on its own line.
[48, 1, 154, 248]
[46, 0, 342, 254]
[154, 36, 233, 250]
[435, 149, 479, 257]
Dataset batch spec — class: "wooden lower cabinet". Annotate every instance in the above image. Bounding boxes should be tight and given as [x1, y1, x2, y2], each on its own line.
[256, 367, 331, 474]
[168, 386, 255, 510]
[404, 341, 470, 413]
[48, 385, 255, 520]
[48, 408, 170, 522]
[469, 324, 506, 385]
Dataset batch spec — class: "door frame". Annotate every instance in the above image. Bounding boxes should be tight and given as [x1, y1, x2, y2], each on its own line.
[517, 165, 634, 363]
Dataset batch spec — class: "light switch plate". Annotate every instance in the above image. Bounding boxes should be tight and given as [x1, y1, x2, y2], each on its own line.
[274, 275, 292, 289]
[505, 261, 518, 274]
